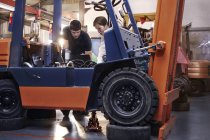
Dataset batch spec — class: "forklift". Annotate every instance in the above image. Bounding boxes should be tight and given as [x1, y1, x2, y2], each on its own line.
[0, 0, 184, 139]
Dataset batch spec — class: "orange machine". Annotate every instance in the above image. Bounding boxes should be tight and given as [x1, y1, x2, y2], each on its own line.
[149, 0, 185, 139]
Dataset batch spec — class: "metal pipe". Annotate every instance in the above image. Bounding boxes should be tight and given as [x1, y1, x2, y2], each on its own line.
[9, 0, 26, 67]
[52, 0, 62, 42]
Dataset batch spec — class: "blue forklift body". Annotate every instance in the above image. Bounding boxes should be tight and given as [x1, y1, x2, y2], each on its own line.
[0, 0, 145, 111]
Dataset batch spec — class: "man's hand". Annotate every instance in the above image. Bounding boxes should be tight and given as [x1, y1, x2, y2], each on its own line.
[85, 51, 92, 59]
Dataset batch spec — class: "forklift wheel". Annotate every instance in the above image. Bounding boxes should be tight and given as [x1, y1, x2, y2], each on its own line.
[106, 124, 150, 140]
[179, 75, 191, 93]
[190, 79, 205, 96]
[0, 79, 23, 119]
[174, 76, 191, 94]
[99, 67, 159, 126]
[0, 117, 25, 131]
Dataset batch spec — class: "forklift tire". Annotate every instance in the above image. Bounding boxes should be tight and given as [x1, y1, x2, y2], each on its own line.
[0, 117, 25, 131]
[99, 67, 158, 126]
[0, 79, 23, 119]
[106, 124, 150, 140]
[189, 79, 205, 97]
[179, 75, 191, 94]
[172, 101, 190, 111]
[150, 121, 162, 136]
[174, 77, 190, 94]
[27, 109, 56, 120]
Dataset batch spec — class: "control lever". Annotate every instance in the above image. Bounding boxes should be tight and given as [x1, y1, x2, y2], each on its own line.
[134, 45, 156, 52]
[134, 41, 166, 52]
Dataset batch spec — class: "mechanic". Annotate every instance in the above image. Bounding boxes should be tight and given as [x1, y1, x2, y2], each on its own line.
[63, 20, 92, 61]
[93, 16, 109, 63]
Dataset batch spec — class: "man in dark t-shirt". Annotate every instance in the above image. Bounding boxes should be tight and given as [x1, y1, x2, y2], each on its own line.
[63, 20, 92, 61]
[61, 20, 92, 117]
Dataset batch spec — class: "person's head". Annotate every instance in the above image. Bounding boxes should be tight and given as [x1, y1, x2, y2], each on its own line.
[70, 20, 81, 39]
[93, 16, 109, 35]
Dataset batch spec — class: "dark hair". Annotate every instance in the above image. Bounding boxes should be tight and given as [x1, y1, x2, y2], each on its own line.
[93, 16, 108, 27]
[70, 20, 81, 31]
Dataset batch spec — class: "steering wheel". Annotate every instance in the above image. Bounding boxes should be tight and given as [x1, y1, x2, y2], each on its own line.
[86, 0, 121, 11]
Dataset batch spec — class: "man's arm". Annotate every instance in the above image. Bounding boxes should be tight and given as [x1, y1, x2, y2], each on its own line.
[62, 26, 69, 49]
[84, 32, 92, 59]
[63, 39, 69, 49]
[85, 50, 92, 58]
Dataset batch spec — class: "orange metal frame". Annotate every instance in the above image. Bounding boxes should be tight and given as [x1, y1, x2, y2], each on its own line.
[19, 87, 90, 111]
[0, 39, 11, 67]
[151, 0, 185, 139]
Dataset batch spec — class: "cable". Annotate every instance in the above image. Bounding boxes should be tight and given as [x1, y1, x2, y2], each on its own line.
[70, 59, 97, 68]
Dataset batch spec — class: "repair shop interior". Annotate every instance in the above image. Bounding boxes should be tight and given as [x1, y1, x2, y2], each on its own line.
[0, 0, 209, 140]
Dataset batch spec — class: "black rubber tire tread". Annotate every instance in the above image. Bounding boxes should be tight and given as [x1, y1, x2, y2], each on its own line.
[98, 67, 159, 126]
[174, 77, 186, 93]
[178, 75, 191, 94]
[0, 117, 25, 131]
[172, 101, 190, 111]
[150, 121, 161, 136]
[27, 109, 56, 120]
[0, 79, 23, 119]
[173, 76, 190, 103]
[189, 79, 205, 97]
[106, 124, 151, 140]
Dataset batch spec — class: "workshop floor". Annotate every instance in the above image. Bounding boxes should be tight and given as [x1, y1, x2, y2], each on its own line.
[1, 93, 210, 140]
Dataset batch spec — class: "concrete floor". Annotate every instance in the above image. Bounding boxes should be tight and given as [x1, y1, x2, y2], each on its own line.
[168, 93, 210, 140]
[1, 93, 210, 140]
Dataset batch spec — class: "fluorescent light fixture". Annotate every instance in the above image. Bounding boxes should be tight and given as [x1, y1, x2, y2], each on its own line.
[0, 2, 15, 11]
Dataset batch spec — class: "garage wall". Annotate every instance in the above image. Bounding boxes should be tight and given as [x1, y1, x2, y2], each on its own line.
[182, 0, 210, 60]
[183, 0, 210, 27]
[129, 0, 157, 14]
[128, 0, 210, 28]
[130, 0, 210, 27]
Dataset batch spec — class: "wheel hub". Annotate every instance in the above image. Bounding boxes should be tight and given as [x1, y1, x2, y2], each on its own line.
[0, 91, 17, 112]
[114, 85, 142, 112]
